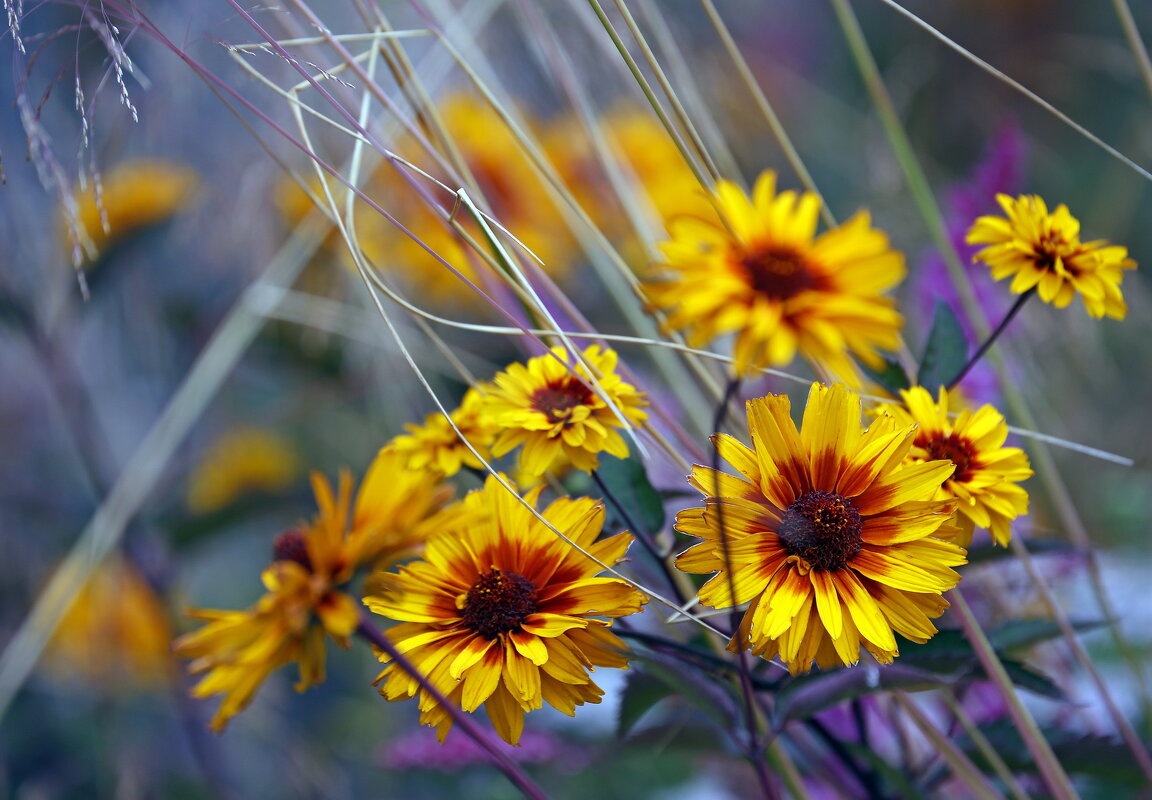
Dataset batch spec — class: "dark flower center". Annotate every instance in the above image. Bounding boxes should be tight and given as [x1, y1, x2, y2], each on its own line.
[530, 378, 595, 424]
[272, 529, 312, 572]
[740, 246, 820, 300]
[461, 569, 538, 639]
[1031, 233, 1079, 276]
[920, 433, 977, 484]
[777, 490, 863, 571]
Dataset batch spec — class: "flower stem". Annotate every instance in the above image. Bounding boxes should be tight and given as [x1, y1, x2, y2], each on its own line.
[946, 288, 1034, 390]
[355, 615, 550, 800]
[951, 591, 1079, 800]
[806, 717, 887, 800]
[706, 378, 777, 800]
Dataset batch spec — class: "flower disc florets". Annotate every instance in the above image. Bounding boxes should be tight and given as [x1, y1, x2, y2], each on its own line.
[461, 570, 539, 639]
[777, 491, 864, 571]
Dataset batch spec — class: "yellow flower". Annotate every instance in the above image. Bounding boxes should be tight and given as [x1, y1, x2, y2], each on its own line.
[365, 475, 646, 745]
[485, 345, 648, 478]
[185, 428, 300, 514]
[47, 556, 173, 688]
[175, 450, 452, 730]
[966, 193, 1135, 319]
[388, 386, 500, 477]
[548, 107, 712, 241]
[647, 170, 905, 383]
[674, 383, 965, 674]
[176, 560, 357, 732]
[65, 159, 199, 263]
[875, 387, 1032, 547]
[351, 93, 573, 305]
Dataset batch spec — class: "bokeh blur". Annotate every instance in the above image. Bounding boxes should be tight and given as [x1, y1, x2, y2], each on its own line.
[2, 1, 1151, 798]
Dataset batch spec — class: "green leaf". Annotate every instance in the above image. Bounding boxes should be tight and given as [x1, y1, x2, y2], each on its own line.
[917, 300, 969, 391]
[966, 722, 1147, 787]
[965, 537, 1080, 564]
[773, 664, 946, 726]
[617, 671, 676, 738]
[1000, 658, 1065, 700]
[861, 356, 910, 395]
[900, 628, 1071, 700]
[595, 453, 666, 537]
[989, 618, 1107, 653]
[616, 655, 738, 737]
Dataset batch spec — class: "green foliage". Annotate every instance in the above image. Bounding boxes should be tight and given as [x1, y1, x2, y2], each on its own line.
[862, 355, 911, 395]
[773, 665, 944, 726]
[917, 300, 968, 391]
[617, 671, 676, 738]
[595, 453, 666, 537]
[966, 722, 1148, 788]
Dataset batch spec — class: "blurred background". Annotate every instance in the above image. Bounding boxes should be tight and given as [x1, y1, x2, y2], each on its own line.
[1, 1, 1150, 797]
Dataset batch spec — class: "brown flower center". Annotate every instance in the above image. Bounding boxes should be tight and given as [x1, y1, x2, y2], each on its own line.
[740, 246, 821, 300]
[919, 433, 978, 484]
[530, 378, 595, 425]
[777, 490, 863, 571]
[461, 569, 538, 639]
[1031, 233, 1079, 276]
[272, 529, 312, 571]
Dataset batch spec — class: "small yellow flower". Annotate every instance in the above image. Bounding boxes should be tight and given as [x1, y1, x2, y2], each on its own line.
[185, 428, 300, 514]
[388, 386, 500, 477]
[176, 450, 452, 731]
[966, 194, 1135, 319]
[675, 383, 964, 674]
[47, 556, 173, 688]
[875, 387, 1032, 547]
[485, 345, 648, 478]
[365, 475, 646, 745]
[65, 159, 199, 263]
[647, 171, 906, 383]
[176, 560, 357, 732]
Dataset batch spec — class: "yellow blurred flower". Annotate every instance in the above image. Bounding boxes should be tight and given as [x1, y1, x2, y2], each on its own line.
[347, 94, 573, 306]
[176, 449, 453, 731]
[65, 159, 199, 263]
[647, 170, 906, 383]
[875, 387, 1032, 547]
[675, 383, 963, 673]
[185, 428, 300, 515]
[366, 475, 646, 744]
[966, 194, 1135, 319]
[47, 556, 173, 688]
[486, 345, 648, 478]
[548, 107, 713, 243]
[388, 386, 500, 477]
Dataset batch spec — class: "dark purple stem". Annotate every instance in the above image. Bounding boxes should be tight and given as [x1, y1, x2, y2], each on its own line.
[946, 288, 1034, 390]
[709, 378, 778, 800]
[355, 615, 549, 800]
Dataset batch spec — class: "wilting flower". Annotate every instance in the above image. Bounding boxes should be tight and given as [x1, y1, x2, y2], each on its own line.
[366, 475, 646, 745]
[176, 449, 452, 731]
[65, 159, 199, 263]
[486, 345, 648, 478]
[47, 556, 173, 688]
[185, 428, 300, 514]
[966, 194, 1136, 319]
[875, 387, 1032, 547]
[674, 383, 964, 673]
[647, 170, 905, 383]
[388, 386, 500, 477]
